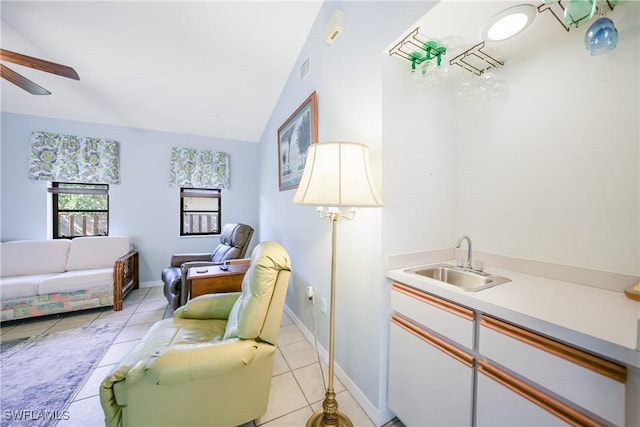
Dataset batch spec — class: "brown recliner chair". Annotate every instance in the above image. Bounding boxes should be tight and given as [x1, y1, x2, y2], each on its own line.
[161, 223, 254, 309]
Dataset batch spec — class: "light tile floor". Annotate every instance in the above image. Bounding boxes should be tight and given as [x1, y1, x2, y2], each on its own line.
[0, 286, 402, 427]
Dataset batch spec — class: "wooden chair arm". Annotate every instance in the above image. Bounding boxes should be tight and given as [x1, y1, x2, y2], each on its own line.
[113, 250, 139, 311]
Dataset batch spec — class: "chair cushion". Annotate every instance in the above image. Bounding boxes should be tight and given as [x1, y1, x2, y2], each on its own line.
[102, 316, 228, 405]
[210, 223, 252, 263]
[220, 223, 252, 248]
[210, 246, 240, 263]
[0, 274, 57, 300]
[66, 236, 130, 271]
[223, 241, 291, 341]
[0, 240, 71, 277]
[39, 268, 113, 294]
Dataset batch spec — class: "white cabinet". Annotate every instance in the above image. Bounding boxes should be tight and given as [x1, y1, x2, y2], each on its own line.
[389, 317, 474, 426]
[479, 315, 626, 426]
[390, 281, 474, 348]
[476, 363, 569, 427]
[388, 281, 629, 427]
[389, 282, 475, 426]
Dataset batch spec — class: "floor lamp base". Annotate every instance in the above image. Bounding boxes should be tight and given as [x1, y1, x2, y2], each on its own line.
[306, 409, 354, 427]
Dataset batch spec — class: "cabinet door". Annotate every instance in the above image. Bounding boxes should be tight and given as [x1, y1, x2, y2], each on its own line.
[391, 282, 474, 349]
[389, 315, 474, 426]
[477, 361, 606, 427]
[479, 315, 625, 425]
[476, 365, 569, 427]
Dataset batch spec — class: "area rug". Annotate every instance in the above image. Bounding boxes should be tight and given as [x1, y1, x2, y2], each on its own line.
[0, 323, 123, 427]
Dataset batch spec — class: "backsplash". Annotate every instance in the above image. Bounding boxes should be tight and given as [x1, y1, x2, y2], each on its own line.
[388, 249, 639, 293]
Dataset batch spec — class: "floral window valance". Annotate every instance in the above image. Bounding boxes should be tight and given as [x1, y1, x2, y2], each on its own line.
[169, 147, 230, 189]
[28, 131, 120, 184]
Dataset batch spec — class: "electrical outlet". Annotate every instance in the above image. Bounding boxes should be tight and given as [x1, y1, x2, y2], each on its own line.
[320, 297, 328, 314]
[306, 286, 315, 303]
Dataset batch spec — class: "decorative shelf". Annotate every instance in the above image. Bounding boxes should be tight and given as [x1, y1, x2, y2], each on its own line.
[390, 28, 502, 77]
[388, 27, 447, 70]
[448, 41, 503, 76]
[538, 0, 619, 31]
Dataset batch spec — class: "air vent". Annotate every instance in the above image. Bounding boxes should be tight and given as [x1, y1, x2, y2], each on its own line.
[300, 57, 310, 81]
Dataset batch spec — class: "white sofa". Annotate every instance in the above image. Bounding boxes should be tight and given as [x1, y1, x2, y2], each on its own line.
[0, 236, 139, 322]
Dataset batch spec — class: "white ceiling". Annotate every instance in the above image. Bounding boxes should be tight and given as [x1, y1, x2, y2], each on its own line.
[0, 1, 323, 142]
[1, 1, 622, 143]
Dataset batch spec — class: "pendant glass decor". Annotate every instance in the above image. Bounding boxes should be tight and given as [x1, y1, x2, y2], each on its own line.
[408, 40, 447, 71]
[585, 16, 619, 55]
[564, 0, 597, 27]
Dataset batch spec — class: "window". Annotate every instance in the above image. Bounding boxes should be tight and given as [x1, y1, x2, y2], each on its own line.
[180, 188, 221, 236]
[50, 182, 109, 238]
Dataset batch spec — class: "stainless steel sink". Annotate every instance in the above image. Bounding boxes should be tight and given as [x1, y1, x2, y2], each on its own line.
[405, 264, 511, 292]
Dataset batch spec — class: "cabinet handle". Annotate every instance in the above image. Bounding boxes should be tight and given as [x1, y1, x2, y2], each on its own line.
[391, 313, 474, 367]
[478, 360, 604, 427]
[392, 281, 475, 321]
[480, 315, 626, 384]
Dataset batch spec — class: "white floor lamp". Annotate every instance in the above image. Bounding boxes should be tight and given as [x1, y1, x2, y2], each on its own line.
[293, 141, 383, 427]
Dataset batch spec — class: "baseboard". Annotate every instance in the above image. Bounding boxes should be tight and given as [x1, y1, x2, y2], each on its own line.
[283, 306, 395, 427]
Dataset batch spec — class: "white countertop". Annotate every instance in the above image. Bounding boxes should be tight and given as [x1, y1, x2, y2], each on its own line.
[387, 262, 640, 368]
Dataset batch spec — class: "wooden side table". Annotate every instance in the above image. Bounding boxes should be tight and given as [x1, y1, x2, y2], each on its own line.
[187, 263, 249, 299]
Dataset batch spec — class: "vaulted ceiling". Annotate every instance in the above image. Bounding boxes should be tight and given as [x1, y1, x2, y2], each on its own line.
[3, 1, 624, 143]
[1, 1, 323, 142]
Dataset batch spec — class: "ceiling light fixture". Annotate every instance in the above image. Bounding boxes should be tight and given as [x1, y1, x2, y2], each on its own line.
[481, 4, 536, 42]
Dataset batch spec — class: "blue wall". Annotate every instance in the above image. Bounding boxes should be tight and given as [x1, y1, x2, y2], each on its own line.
[1, 112, 260, 283]
[256, 1, 435, 423]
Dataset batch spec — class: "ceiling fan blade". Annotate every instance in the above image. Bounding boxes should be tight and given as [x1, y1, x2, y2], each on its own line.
[0, 48, 79, 80]
[1, 64, 51, 95]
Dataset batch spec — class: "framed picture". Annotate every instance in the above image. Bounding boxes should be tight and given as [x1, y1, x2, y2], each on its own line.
[278, 91, 318, 191]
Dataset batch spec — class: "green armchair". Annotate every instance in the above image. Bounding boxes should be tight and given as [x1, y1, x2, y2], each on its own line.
[100, 241, 292, 427]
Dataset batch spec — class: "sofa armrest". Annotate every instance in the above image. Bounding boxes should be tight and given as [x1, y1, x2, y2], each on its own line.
[174, 292, 240, 320]
[113, 250, 139, 311]
[170, 253, 212, 267]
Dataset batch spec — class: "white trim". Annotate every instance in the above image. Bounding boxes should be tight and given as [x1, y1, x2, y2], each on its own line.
[283, 305, 396, 427]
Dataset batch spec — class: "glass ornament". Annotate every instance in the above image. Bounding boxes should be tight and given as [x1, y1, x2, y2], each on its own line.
[585, 16, 618, 55]
[564, 0, 597, 27]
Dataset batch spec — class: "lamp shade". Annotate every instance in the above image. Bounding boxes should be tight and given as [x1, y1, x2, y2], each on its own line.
[293, 141, 383, 207]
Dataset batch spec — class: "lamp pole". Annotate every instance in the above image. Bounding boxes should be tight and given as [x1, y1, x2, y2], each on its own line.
[293, 142, 383, 427]
[307, 210, 353, 427]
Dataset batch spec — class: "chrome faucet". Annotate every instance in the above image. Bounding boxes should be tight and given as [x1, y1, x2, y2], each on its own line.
[455, 235, 473, 269]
